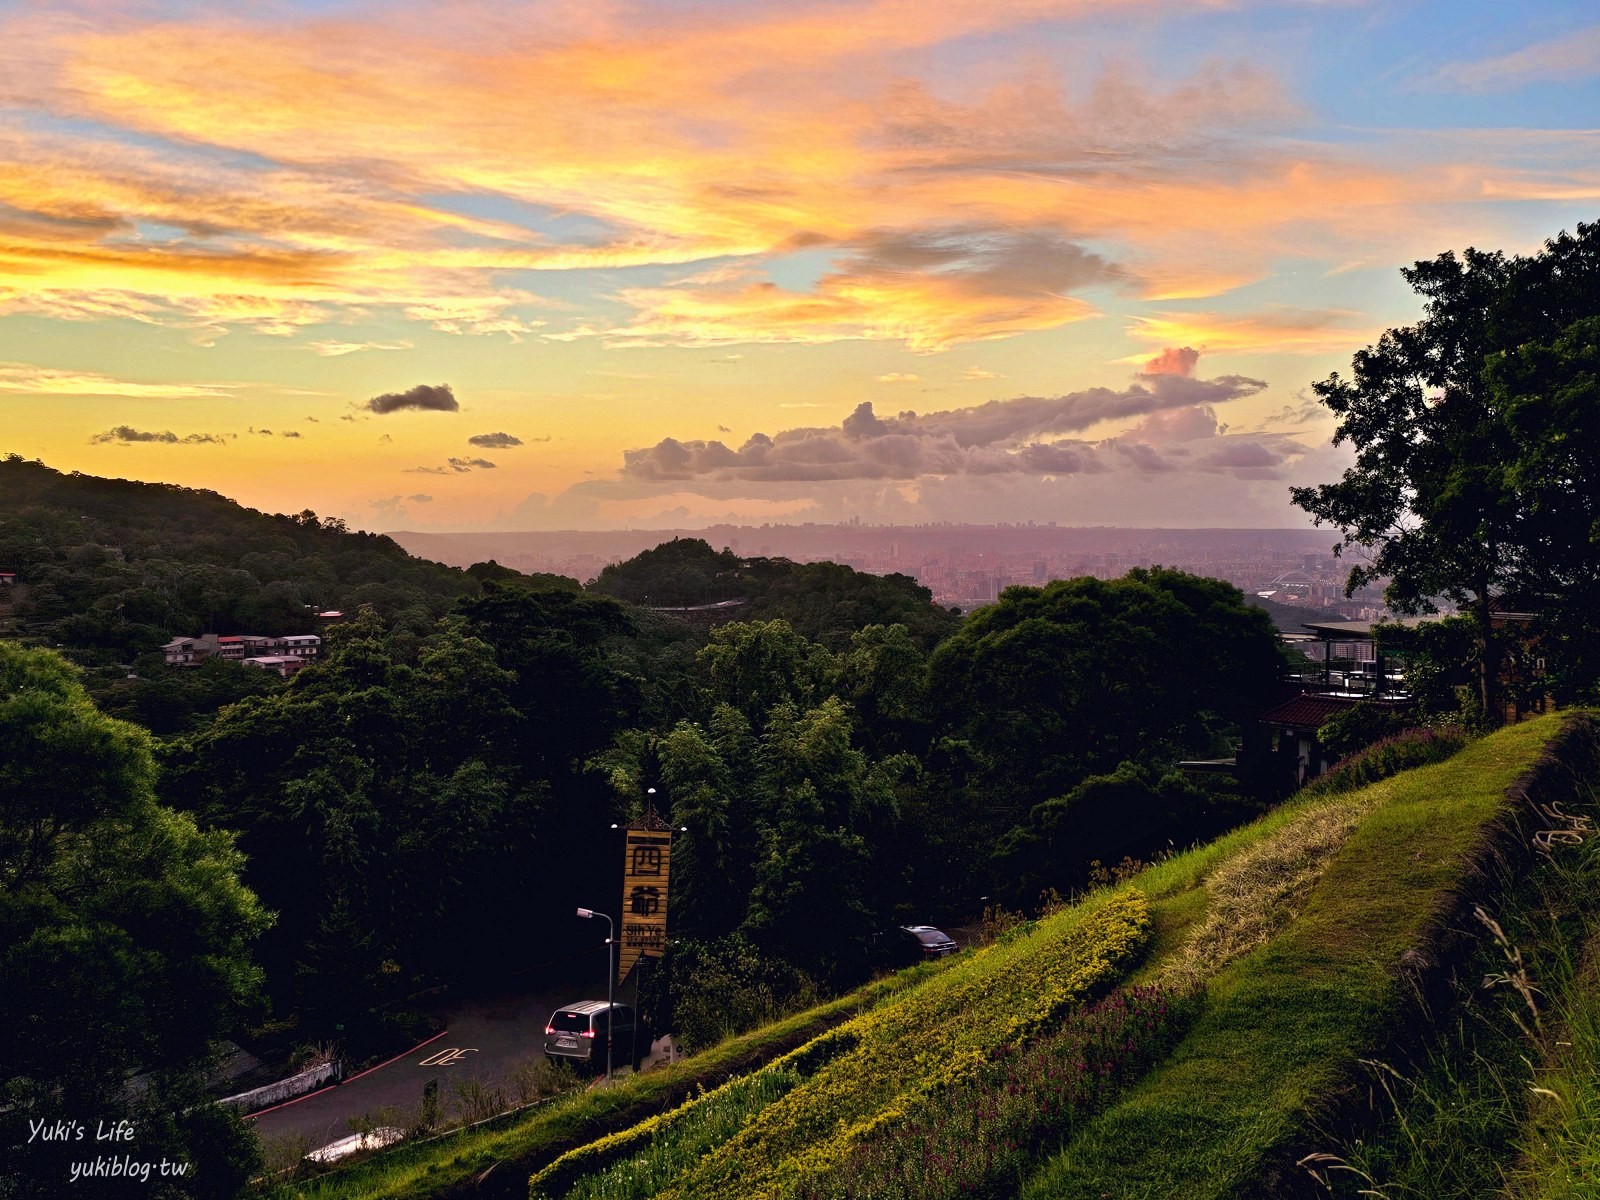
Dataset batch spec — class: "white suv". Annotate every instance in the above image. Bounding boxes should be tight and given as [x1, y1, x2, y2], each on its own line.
[543, 1001, 640, 1071]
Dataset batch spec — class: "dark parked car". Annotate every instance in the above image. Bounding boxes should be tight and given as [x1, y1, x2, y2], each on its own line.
[874, 925, 960, 968]
[543, 1001, 647, 1072]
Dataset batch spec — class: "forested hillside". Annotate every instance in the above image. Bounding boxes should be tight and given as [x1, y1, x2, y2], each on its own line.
[0, 455, 476, 655]
[590, 537, 958, 648]
[3, 459, 1304, 1199]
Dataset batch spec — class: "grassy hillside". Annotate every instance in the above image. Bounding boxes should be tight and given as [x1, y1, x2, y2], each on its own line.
[1024, 714, 1581, 1199]
[265, 711, 1597, 1200]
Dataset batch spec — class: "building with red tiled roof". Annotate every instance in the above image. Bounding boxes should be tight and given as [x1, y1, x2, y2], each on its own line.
[1260, 692, 1411, 787]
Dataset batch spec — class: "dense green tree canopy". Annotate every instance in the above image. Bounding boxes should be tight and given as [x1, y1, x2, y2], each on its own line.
[928, 569, 1281, 817]
[1291, 222, 1600, 716]
[1, 642, 269, 1197]
[591, 536, 958, 649]
[0, 456, 1321, 1074]
[161, 598, 640, 1020]
[1486, 314, 1600, 700]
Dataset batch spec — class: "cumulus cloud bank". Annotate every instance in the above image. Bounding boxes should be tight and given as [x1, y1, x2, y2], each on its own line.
[468, 432, 523, 448]
[621, 364, 1269, 483]
[365, 383, 459, 414]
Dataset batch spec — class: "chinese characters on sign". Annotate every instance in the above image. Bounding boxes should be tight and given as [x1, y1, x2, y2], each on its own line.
[617, 829, 671, 984]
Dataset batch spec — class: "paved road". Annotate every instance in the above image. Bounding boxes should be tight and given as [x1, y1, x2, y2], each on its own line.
[247, 985, 584, 1150]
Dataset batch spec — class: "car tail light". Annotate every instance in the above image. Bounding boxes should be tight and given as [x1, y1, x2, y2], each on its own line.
[544, 1025, 556, 1035]
[580, 1029, 596, 1039]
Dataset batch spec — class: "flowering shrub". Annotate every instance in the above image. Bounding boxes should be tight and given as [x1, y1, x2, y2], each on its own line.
[1304, 725, 1469, 797]
[795, 983, 1201, 1200]
[529, 1027, 859, 1200]
[558, 1063, 805, 1200]
[532, 890, 1150, 1200]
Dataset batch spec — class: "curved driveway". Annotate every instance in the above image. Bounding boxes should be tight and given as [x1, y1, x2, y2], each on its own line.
[246, 986, 580, 1150]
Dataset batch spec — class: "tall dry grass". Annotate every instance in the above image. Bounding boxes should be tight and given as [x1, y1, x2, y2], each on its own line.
[1159, 791, 1384, 984]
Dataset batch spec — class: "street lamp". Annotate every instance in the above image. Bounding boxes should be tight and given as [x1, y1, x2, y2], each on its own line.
[575, 907, 615, 1080]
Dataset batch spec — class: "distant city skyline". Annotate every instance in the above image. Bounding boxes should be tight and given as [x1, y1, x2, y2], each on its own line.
[2, 1, 1596, 531]
[388, 522, 1385, 615]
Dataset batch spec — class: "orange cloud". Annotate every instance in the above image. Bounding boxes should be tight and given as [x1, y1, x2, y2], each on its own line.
[0, 0, 1588, 356]
[1127, 309, 1383, 357]
[1139, 346, 1199, 377]
[610, 230, 1108, 351]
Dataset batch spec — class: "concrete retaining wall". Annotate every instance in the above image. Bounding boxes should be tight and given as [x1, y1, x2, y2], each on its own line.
[219, 1060, 340, 1114]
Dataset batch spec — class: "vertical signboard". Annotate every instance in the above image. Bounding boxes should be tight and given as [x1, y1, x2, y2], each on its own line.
[618, 827, 671, 984]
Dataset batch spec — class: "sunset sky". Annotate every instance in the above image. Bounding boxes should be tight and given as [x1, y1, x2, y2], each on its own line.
[1, 0, 1595, 531]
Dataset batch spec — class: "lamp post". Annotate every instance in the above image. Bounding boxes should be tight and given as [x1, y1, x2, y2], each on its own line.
[575, 907, 615, 1080]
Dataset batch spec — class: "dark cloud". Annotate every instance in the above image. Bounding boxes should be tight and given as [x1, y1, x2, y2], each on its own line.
[621, 369, 1266, 483]
[365, 382, 459, 414]
[406, 493, 433, 503]
[90, 425, 225, 446]
[403, 465, 451, 475]
[1107, 439, 1177, 472]
[280, 430, 302, 438]
[1258, 391, 1327, 428]
[1128, 405, 1221, 443]
[305, 416, 320, 422]
[448, 457, 496, 472]
[842, 226, 1122, 298]
[1013, 441, 1104, 473]
[1197, 440, 1289, 470]
[468, 431, 523, 448]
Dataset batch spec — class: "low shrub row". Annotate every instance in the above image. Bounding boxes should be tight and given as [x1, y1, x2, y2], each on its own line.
[533, 889, 1152, 1200]
[795, 983, 1202, 1200]
[528, 1026, 859, 1200]
[560, 1064, 805, 1200]
[1303, 724, 1469, 797]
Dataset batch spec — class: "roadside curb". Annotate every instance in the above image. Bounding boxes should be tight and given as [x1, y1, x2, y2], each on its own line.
[243, 1029, 451, 1120]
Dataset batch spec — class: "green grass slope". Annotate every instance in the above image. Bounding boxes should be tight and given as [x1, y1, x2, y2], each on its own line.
[1022, 713, 1578, 1200]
